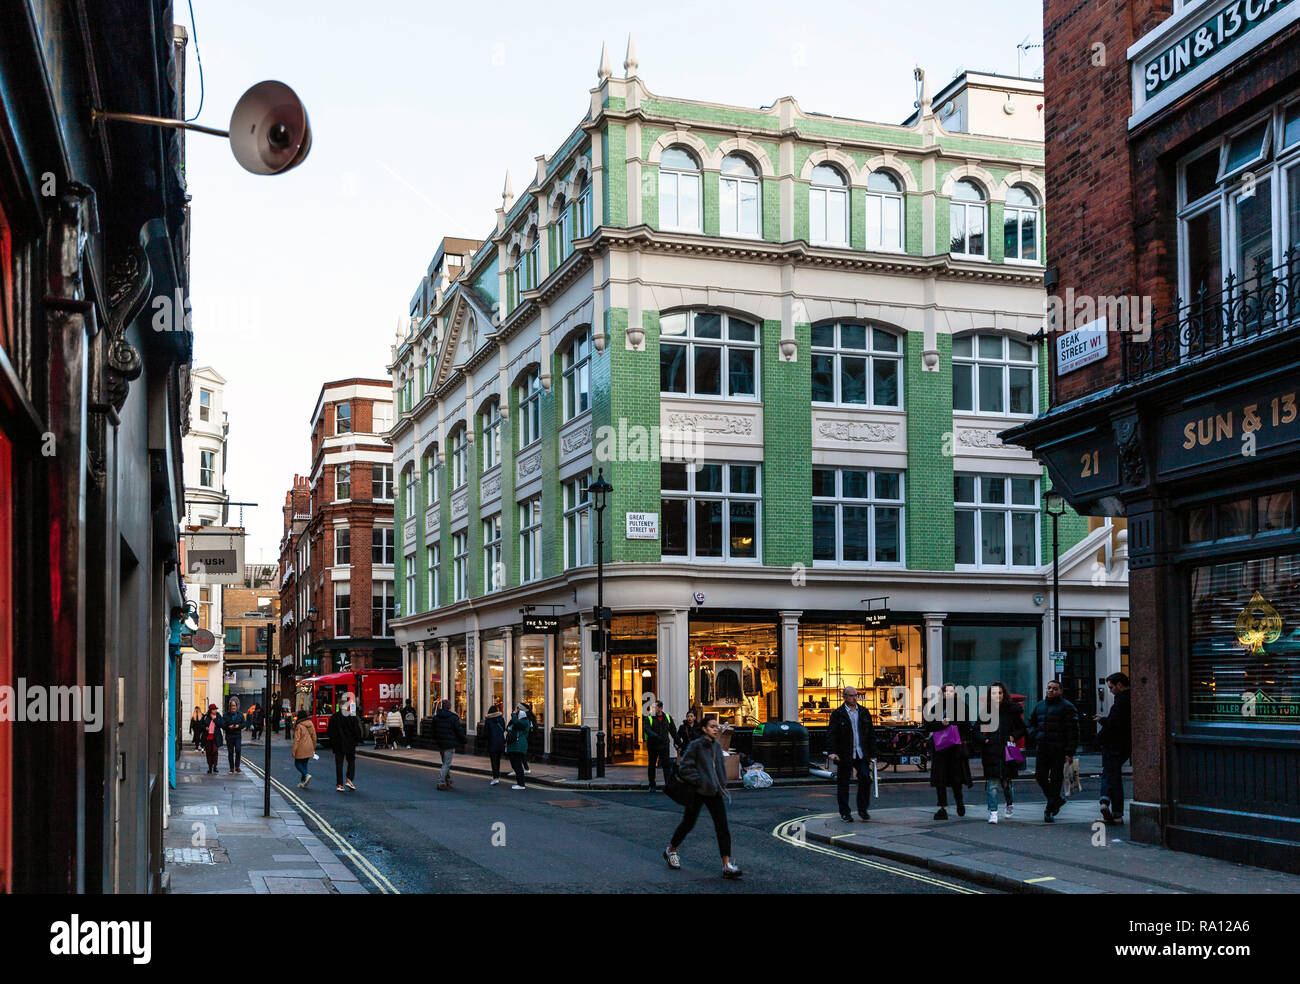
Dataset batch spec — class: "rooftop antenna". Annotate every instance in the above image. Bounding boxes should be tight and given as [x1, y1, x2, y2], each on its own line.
[1017, 37, 1043, 78]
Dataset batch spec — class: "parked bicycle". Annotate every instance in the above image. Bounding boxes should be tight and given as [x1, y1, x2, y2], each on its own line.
[873, 724, 930, 773]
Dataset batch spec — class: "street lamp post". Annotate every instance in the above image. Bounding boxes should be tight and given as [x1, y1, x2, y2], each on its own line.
[263, 625, 274, 817]
[1044, 490, 1066, 681]
[590, 468, 613, 778]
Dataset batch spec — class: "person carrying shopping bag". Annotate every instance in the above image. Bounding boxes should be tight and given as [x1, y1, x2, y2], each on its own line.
[505, 702, 532, 790]
[291, 710, 318, 788]
[977, 682, 1027, 823]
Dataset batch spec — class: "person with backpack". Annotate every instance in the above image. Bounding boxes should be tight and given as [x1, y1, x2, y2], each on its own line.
[1027, 680, 1080, 823]
[432, 699, 466, 790]
[401, 699, 418, 749]
[222, 697, 247, 774]
[663, 714, 742, 879]
[483, 703, 508, 785]
[291, 710, 317, 788]
[976, 682, 1027, 823]
[643, 700, 675, 791]
[385, 704, 404, 750]
[506, 702, 532, 789]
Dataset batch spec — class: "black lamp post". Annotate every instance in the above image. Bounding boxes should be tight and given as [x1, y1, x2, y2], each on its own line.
[590, 468, 613, 777]
[1044, 490, 1065, 680]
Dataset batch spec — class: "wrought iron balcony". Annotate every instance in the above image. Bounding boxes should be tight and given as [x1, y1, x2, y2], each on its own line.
[1121, 250, 1300, 383]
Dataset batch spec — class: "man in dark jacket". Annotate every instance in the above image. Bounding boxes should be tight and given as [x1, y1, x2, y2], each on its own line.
[401, 699, 418, 749]
[221, 698, 247, 774]
[643, 701, 675, 791]
[326, 692, 364, 791]
[432, 699, 466, 790]
[1027, 680, 1079, 823]
[825, 686, 875, 822]
[1095, 672, 1132, 825]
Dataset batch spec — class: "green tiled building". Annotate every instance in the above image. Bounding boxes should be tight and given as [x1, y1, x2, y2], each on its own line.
[388, 47, 1128, 760]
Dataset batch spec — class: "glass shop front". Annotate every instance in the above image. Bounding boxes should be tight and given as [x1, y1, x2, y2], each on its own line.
[797, 621, 925, 725]
[688, 619, 780, 727]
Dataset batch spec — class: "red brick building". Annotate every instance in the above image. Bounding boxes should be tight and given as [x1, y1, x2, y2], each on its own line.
[278, 379, 399, 686]
[1006, 0, 1299, 869]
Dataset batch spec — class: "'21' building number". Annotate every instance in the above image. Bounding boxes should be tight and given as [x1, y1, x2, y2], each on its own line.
[1080, 450, 1101, 478]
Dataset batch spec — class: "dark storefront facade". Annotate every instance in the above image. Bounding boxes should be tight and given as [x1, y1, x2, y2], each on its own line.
[1009, 0, 1300, 871]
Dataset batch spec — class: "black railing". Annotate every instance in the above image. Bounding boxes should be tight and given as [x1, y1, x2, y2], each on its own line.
[1122, 250, 1300, 382]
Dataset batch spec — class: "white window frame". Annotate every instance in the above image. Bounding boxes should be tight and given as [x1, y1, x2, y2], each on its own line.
[865, 171, 904, 251]
[809, 165, 849, 247]
[482, 514, 503, 593]
[563, 474, 592, 569]
[200, 449, 215, 488]
[335, 402, 351, 434]
[451, 428, 469, 489]
[424, 450, 439, 506]
[811, 468, 905, 567]
[334, 582, 351, 638]
[402, 465, 418, 518]
[373, 463, 394, 502]
[481, 401, 502, 472]
[372, 526, 395, 566]
[518, 369, 542, 448]
[519, 497, 542, 584]
[561, 328, 592, 422]
[1176, 99, 1300, 303]
[335, 463, 352, 502]
[575, 178, 593, 239]
[375, 581, 397, 636]
[1002, 185, 1041, 264]
[659, 148, 702, 232]
[658, 309, 760, 401]
[810, 322, 902, 408]
[557, 198, 573, 261]
[660, 462, 762, 563]
[720, 154, 761, 238]
[954, 474, 1040, 570]
[334, 526, 351, 567]
[199, 388, 211, 422]
[452, 531, 468, 602]
[949, 179, 988, 259]
[952, 332, 1038, 418]
[427, 543, 439, 610]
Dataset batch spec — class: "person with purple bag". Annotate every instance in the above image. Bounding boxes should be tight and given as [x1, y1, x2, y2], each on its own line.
[977, 682, 1027, 823]
[926, 682, 974, 819]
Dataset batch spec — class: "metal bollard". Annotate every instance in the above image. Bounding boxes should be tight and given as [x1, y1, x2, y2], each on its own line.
[577, 725, 592, 780]
[595, 730, 606, 779]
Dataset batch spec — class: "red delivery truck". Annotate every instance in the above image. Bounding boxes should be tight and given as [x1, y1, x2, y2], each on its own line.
[295, 670, 404, 742]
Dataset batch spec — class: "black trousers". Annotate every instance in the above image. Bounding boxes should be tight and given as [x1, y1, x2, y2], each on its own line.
[226, 732, 242, 770]
[836, 755, 872, 816]
[671, 793, 731, 857]
[508, 752, 527, 786]
[936, 781, 965, 808]
[334, 749, 356, 786]
[647, 745, 674, 788]
[1035, 749, 1066, 807]
[488, 749, 503, 779]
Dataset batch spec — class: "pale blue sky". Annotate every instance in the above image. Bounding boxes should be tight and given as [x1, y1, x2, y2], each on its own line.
[182, 0, 1043, 561]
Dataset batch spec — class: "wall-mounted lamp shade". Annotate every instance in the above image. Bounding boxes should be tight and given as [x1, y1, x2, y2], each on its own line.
[229, 81, 312, 175]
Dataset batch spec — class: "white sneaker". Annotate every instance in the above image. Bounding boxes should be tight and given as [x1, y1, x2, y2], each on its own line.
[303, 774, 311, 788]
[489, 778, 499, 785]
[511, 784, 526, 790]
[988, 810, 998, 824]
[1005, 804, 1014, 817]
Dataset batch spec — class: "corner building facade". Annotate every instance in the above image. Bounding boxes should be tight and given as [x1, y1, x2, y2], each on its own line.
[390, 53, 1129, 764]
[1006, 0, 1300, 869]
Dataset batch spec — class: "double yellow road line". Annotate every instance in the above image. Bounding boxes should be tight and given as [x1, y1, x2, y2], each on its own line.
[773, 814, 982, 894]
[244, 761, 400, 894]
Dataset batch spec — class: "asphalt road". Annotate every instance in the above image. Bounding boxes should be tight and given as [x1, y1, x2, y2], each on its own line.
[252, 739, 1003, 894]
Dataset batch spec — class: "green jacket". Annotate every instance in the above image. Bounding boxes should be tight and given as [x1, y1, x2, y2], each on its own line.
[505, 713, 531, 754]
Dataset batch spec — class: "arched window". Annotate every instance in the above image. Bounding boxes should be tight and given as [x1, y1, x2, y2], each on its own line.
[659, 146, 701, 232]
[811, 322, 901, 408]
[423, 445, 439, 507]
[561, 327, 592, 421]
[810, 163, 848, 246]
[527, 230, 540, 289]
[865, 170, 904, 251]
[517, 367, 542, 448]
[509, 246, 523, 312]
[952, 332, 1037, 416]
[949, 179, 987, 258]
[554, 193, 571, 261]
[1003, 184, 1040, 262]
[720, 154, 760, 236]
[450, 426, 469, 489]
[480, 399, 502, 471]
[573, 172, 593, 240]
[402, 464, 417, 520]
[659, 310, 759, 400]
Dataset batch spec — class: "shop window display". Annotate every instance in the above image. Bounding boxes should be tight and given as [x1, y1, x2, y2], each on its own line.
[516, 635, 546, 731]
[943, 623, 1039, 702]
[1188, 551, 1300, 724]
[451, 641, 467, 722]
[560, 625, 582, 724]
[688, 621, 780, 727]
[483, 637, 505, 712]
[610, 615, 658, 761]
[797, 623, 924, 725]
